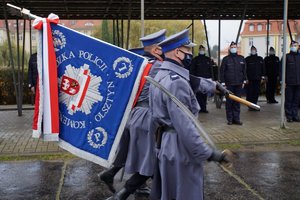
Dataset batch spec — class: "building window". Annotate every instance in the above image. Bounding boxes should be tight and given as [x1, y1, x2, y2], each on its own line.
[70, 20, 76, 25]
[85, 22, 94, 26]
[266, 23, 272, 31]
[257, 24, 262, 31]
[249, 38, 253, 46]
[249, 24, 254, 32]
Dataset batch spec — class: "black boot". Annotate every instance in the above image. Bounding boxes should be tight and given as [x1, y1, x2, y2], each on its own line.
[106, 188, 131, 200]
[98, 166, 122, 193]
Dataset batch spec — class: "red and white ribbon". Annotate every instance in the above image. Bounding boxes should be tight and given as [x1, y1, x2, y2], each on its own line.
[32, 13, 60, 141]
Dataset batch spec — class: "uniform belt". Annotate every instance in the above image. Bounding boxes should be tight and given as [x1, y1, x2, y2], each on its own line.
[156, 126, 175, 149]
[162, 126, 175, 132]
[135, 101, 149, 108]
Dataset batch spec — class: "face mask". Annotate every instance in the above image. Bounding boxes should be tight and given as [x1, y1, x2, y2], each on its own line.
[269, 51, 275, 55]
[251, 50, 257, 55]
[180, 50, 193, 69]
[230, 48, 237, 54]
[199, 50, 205, 55]
[291, 46, 297, 52]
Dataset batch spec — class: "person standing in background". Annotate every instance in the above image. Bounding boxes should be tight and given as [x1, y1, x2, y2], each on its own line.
[245, 45, 265, 111]
[28, 52, 38, 104]
[264, 47, 280, 104]
[220, 42, 247, 125]
[283, 41, 300, 122]
[190, 45, 214, 113]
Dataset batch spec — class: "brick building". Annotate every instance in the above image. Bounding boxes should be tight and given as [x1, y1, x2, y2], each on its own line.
[0, 19, 101, 53]
[240, 20, 300, 57]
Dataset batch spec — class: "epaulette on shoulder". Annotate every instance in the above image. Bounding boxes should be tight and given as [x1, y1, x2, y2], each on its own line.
[169, 71, 180, 81]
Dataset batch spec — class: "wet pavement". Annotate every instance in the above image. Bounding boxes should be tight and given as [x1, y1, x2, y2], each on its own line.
[1, 151, 300, 200]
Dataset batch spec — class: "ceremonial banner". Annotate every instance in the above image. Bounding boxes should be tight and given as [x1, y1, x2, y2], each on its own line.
[32, 14, 147, 167]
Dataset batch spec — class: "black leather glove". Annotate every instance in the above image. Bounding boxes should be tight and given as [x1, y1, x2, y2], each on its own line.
[216, 82, 231, 97]
[208, 150, 229, 164]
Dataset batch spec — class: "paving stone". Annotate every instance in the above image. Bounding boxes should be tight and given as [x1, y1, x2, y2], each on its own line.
[0, 98, 300, 157]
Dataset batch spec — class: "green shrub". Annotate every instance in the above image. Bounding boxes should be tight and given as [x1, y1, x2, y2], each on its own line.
[0, 68, 32, 105]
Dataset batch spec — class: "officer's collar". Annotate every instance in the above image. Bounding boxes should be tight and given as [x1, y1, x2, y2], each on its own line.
[161, 58, 190, 81]
[290, 51, 298, 55]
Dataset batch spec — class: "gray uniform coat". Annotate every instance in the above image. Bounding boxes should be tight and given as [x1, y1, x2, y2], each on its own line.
[149, 60, 215, 200]
[124, 59, 162, 176]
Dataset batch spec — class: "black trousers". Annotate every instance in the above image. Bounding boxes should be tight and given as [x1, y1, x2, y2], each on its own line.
[196, 92, 208, 111]
[225, 85, 242, 122]
[125, 173, 150, 194]
[285, 85, 300, 120]
[266, 78, 277, 102]
[246, 80, 261, 105]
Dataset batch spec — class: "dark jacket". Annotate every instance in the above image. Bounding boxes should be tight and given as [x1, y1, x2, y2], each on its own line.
[245, 54, 265, 81]
[264, 55, 280, 80]
[28, 53, 38, 88]
[220, 53, 247, 85]
[190, 55, 214, 79]
[284, 52, 300, 85]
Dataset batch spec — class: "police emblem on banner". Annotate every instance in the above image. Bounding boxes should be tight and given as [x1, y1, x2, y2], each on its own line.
[57, 48, 118, 154]
[113, 57, 133, 79]
[51, 24, 147, 167]
[59, 64, 103, 115]
[52, 29, 66, 52]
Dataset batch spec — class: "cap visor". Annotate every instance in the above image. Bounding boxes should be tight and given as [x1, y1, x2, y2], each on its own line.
[184, 42, 197, 48]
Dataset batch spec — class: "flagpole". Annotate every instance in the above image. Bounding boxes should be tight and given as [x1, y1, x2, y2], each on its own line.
[280, 0, 288, 128]
[6, 3, 40, 19]
[141, 0, 144, 38]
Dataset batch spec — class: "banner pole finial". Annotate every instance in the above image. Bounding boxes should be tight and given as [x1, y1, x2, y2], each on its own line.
[6, 3, 40, 19]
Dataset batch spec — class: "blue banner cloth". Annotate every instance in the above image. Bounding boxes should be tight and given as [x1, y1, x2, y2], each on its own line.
[52, 24, 147, 167]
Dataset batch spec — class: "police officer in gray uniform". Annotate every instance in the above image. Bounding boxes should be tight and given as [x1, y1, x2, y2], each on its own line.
[104, 29, 167, 200]
[99, 48, 144, 194]
[149, 29, 228, 200]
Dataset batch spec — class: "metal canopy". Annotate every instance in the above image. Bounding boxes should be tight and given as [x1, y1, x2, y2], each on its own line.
[1, 0, 300, 20]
